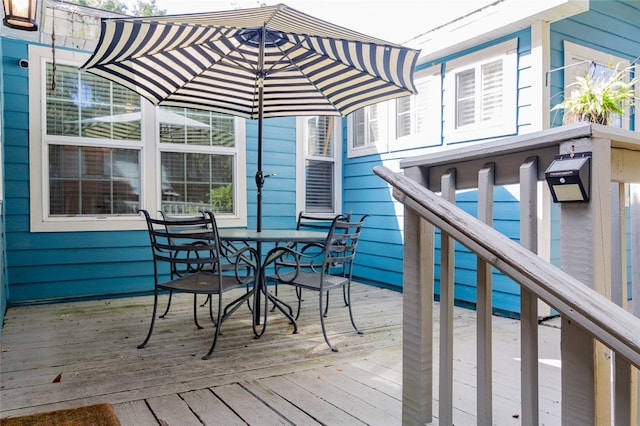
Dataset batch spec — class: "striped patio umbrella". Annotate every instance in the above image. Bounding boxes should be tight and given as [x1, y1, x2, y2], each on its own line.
[82, 3, 420, 231]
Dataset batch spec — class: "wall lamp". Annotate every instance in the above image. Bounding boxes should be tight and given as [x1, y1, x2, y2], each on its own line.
[2, 0, 38, 31]
[545, 152, 591, 203]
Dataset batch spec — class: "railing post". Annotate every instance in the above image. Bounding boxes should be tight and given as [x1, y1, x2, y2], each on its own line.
[476, 163, 494, 425]
[519, 157, 539, 426]
[559, 138, 612, 425]
[401, 166, 434, 425]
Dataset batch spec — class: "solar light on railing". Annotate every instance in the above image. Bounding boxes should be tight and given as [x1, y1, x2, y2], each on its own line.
[545, 152, 591, 203]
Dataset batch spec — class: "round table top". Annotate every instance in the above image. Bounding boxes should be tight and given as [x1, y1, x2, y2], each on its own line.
[218, 228, 326, 243]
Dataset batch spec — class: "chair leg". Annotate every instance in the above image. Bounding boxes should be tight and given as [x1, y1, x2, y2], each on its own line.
[138, 289, 159, 349]
[270, 282, 278, 312]
[323, 290, 330, 317]
[342, 286, 349, 306]
[200, 294, 211, 307]
[346, 283, 362, 335]
[159, 290, 173, 318]
[202, 294, 223, 360]
[193, 295, 203, 329]
[294, 287, 303, 320]
[318, 291, 338, 352]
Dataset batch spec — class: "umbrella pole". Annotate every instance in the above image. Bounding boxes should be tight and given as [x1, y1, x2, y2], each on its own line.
[253, 25, 266, 329]
[255, 92, 263, 233]
[255, 24, 266, 234]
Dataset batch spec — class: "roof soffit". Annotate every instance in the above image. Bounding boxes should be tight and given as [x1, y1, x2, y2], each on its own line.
[411, 0, 589, 64]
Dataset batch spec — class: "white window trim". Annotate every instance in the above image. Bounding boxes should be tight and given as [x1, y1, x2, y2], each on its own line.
[444, 38, 518, 144]
[28, 45, 246, 232]
[636, 63, 640, 132]
[562, 41, 633, 130]
[295, 116, 342, 218]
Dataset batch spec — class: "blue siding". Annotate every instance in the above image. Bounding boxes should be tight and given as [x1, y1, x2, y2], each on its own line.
[343, 30, 532, 315]
[1, 37, 6, 326]
[246, 116, 298, 230]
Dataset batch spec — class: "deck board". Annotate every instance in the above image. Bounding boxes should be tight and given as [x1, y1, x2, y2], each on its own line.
[0, 283, 562, 424]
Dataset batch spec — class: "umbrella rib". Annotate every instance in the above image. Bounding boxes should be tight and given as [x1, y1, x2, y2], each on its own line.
[202, 39, 260, 75]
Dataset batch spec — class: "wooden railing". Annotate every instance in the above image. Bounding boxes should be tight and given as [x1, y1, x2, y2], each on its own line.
[373, 122, 640, 425]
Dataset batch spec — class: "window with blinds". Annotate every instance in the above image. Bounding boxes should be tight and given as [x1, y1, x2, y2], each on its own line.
[159, 107, 237, 215]
[444, 38, 517, 143]
[31, 45, 247, 231]
[395, 66, 441, 148]
[353, 104, 382, 148]
[45, 62, 142, 216]
[348, 64, 441, 157]
[299, 116, 340, 215]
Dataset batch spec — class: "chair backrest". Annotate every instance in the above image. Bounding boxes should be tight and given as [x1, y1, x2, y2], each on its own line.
[322, 214, 368, 278]
[140, 209, 222, 279]
[296, 211, 352, 232]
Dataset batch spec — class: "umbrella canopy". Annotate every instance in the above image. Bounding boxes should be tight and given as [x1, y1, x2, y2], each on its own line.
[82, 3, 420, 231]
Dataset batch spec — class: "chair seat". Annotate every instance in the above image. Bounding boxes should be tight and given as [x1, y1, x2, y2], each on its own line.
[158, 271, 248, 295]
[277, 270, 348, 292]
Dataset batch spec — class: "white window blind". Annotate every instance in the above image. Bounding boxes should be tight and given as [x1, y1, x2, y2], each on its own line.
[29, 45, 247, 231]
[297, 116, 341, 216]
[444, 38, 517, 143]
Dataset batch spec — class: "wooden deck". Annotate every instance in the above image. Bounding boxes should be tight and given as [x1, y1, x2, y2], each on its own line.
[0, 283, 562, 425]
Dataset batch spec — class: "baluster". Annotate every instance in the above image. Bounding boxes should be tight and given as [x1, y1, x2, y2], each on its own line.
[477, 163, 494, 425]
[439, 168, 456, 426]
[520, 157, 540, 426]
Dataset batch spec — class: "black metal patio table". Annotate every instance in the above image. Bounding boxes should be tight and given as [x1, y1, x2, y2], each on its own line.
[218, 228, 327, 337]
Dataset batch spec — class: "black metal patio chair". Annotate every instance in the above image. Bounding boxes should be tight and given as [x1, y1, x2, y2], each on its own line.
[138, 209, 258, 359]
[158, 211, 253, 318]
[268, 214, 368, 352]
[272, 212, 351, 316]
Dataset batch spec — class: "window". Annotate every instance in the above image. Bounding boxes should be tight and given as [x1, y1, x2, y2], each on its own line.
[347, 65, 442, 157]
[562, 41, 633, 130]
[29, 45, 246, 231]
[393, 65, 442, 151]
[296, 116, 341, 216]
[348, 102, 387, 157]
[45, 61, 143, 218]
[444, 38, 518, 143]
[158, 107, 239, 216]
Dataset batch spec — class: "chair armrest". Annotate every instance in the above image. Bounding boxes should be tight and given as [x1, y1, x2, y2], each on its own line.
[264, 246, 302, 283]
[227, 245, 259, 283]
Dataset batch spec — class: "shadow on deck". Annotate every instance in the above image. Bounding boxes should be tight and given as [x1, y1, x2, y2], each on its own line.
[0, 283, 561, 425]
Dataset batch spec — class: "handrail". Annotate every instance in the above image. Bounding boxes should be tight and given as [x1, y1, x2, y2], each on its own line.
[373, 165, 640, 368]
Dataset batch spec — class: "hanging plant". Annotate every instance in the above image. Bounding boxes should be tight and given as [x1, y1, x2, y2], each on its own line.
[553, 63, 638, 125]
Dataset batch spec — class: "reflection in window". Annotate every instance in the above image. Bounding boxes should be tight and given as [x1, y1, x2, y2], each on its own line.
[159, 106, 237, 216]
[49, 146, 140, 215]
[161, 152, 234, 215]
[46, 63, 141, 140]
[45, 62, 142, 217]
[31, 46, 247, 230]
[159, 107, 235, 147]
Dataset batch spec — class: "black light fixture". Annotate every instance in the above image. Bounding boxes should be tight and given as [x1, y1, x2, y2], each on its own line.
[545, 152, 592, 203]
[3, 0, 38, 31]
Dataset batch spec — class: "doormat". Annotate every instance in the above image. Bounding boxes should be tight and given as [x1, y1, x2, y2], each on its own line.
[0, 403, 119, 426]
